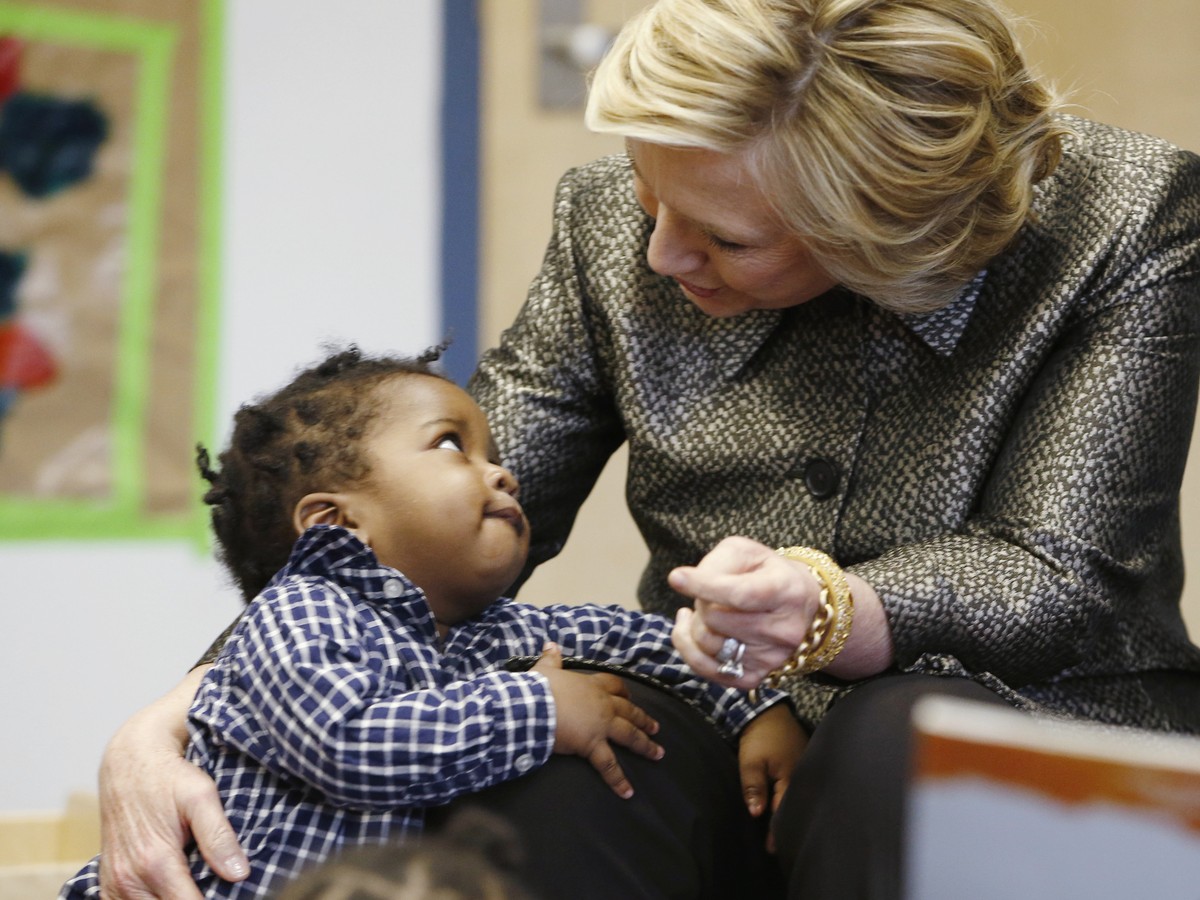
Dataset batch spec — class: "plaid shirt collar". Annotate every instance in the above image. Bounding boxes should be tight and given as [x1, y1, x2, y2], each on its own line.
[273, 524, 429, 610]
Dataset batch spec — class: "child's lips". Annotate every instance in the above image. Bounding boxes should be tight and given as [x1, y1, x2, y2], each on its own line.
[485, 500, 526, 536]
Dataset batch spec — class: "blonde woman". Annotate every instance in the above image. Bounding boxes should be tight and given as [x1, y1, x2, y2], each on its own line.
[96, 1, 1200, 897]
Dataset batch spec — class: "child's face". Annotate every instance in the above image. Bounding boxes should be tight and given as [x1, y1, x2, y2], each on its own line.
[347, 374, 529, 628]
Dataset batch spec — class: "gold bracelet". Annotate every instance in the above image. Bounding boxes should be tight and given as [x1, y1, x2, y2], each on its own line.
[759, 546, 854, 690]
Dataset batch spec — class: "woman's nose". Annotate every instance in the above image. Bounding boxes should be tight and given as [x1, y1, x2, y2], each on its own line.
[645, 206, 706, 276]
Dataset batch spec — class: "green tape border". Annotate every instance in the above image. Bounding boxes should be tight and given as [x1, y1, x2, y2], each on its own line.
[0, 1, 222, 544]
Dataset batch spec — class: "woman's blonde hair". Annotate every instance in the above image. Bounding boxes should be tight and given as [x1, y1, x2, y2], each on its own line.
[586, 0, 1069, 313]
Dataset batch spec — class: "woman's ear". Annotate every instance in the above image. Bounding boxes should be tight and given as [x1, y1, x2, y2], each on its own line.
[294, 492, 364, 540]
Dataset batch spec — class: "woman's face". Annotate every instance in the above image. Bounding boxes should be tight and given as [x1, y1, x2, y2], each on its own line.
[628, 140, 837, 317]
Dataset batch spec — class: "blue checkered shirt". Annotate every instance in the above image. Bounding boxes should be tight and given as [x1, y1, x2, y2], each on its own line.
[62, 525, 781, 898]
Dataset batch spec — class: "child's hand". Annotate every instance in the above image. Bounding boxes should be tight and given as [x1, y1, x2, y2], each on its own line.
[738, 703, 807, 847]
[532, 642, 664, 799]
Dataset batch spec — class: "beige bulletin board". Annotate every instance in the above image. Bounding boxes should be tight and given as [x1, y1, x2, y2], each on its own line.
[0, 0, 220, 540]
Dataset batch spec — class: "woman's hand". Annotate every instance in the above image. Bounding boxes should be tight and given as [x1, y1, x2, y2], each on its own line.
[737, 702, 807, 832]
[98, 666, 248, 899]
[669, 536, 894, 689]
[532, 642, 664, 799]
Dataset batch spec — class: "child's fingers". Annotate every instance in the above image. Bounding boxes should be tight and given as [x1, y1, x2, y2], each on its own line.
[586, 744, 636, 799]
[614, 694, 659, 737]
[770, 768, 792, 814]
[606, 707, 664, 761]
[738, 754, 769, 819]
[587, 671, 630, 699]
[531, 641, 563, 673]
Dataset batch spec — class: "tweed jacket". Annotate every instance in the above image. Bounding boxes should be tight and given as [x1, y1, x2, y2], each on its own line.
[469, 117, 1200, 732]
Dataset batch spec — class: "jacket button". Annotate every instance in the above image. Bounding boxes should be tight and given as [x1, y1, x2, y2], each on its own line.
[803, 458, 839, 500]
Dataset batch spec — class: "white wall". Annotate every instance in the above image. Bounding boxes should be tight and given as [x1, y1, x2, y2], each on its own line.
[0, 1, 444, 812]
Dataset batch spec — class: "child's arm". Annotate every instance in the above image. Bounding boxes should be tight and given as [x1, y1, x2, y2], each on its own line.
[210, 585, 659, 808]
[736, 702, 807, 829]
[533, 602, 792, 736]
[213, 589, 549, 808]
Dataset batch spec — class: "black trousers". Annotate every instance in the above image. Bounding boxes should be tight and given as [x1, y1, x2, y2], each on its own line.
[772, 673, 1011, 899]
[434, 673, 1007, 899]
[430, 676, 783, 900]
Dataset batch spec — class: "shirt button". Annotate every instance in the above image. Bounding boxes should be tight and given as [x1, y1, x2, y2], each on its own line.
[383, 578, 404, 599]
[803, 458, 840, 500]
[514, 753, 535, 774]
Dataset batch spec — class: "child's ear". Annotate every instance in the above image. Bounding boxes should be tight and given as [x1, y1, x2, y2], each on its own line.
[294, 492, 365, 540]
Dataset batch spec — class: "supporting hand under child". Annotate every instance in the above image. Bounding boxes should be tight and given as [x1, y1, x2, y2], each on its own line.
[532, 642, 665, 799]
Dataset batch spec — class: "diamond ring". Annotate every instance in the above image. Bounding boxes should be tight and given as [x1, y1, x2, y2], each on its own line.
[715, 639, 745, 678]
[715, 636, 742, 664]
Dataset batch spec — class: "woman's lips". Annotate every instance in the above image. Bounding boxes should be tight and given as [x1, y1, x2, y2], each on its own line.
[676, 277, 718, 299]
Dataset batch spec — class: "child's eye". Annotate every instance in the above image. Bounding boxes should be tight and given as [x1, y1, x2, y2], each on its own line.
[435, 434, 463, 452]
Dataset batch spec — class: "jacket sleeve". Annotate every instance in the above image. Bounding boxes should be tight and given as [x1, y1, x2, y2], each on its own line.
[853, 146, 1200, 687]
[468, 163, 629, 586]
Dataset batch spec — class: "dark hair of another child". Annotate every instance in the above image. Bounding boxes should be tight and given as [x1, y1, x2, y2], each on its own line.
[275, 808, 537, 900]
[196, 344, 449, 602]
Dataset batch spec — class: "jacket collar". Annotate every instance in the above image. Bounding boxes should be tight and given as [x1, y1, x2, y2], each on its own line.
[665, 268, 987, 380]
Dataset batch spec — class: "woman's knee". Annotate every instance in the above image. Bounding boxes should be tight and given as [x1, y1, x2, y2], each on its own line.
[770, 675, 1010, 899]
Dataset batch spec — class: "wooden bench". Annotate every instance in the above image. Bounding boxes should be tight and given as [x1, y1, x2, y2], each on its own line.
[0, 793, 99, 900]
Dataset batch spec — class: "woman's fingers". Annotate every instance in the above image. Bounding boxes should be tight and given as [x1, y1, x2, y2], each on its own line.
[98, 667, 247, 899]
[671, 601, 725, 657]
[671, 607, 733, 678]
[671, 607, 707, 669]
[98, 756, 227, 900]
[669, 537, 781, 608]
[670, 537, 825, 681]
[672, 608, 766, 688]
[183, 778, 251, 885]
[673, 537, 828, 625]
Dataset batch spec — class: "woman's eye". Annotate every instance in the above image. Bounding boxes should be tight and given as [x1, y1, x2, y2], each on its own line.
[435, 435, 463, 452]
[704, 231, 746, 252]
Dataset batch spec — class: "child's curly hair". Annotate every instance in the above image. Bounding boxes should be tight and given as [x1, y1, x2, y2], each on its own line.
[196, 344, 449, 601]
[276, 808, 535, 900]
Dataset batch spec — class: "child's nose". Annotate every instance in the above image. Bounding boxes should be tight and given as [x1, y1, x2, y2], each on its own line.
[487, 463, 520, 497]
